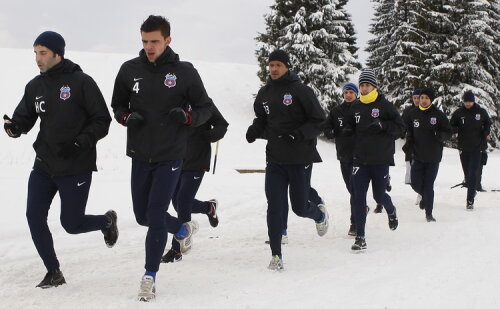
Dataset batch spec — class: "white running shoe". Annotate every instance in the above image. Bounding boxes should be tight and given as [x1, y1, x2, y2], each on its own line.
[268, 255, 284, 271]
[281, 234, 289, 244]
[316, 205, 329, 236]
[415, 194, 422, 205]
[137, 275, 155, 302]
[207, 199, 219, 227]
[174, 221, 199, 254]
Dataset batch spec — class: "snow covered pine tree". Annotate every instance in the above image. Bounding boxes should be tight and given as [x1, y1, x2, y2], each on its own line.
[255, 0, 360, 111]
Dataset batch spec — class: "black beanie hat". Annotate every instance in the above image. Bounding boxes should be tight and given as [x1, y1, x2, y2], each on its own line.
[358, 69, 378, 88]
[269, 49, 291, 68]
[34, 31, 65, 57]
[412, 89, 422, 96]
[463, 91, 475, 103]
[420, 88, 435, 102]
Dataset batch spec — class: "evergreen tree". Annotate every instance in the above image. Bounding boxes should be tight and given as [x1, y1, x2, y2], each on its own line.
[454, 0, 499, 147]
[421, 0, 498, 146]
[366, 0, 427, 108]
[336, 0, 361, 67]
[365, 0, 394, 77]
[417, 0, 461, 114]
[255, 0, 361, 110]
[366, 0, 499, 146]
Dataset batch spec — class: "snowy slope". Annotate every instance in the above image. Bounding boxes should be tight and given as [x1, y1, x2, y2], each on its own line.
[0, 48, 499, 309]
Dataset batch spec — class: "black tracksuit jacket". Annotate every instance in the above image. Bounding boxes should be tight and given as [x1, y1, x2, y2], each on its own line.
[183, 104, 228, 171]
[111, 47, 212, 163]
[404, 104, 452, 163]
[11, 59, 111, 176]
[324, 100, 355, 163]
[450, 103, 491, 152]
[347, 93, 404, 165]
[250, 72, 325, 164]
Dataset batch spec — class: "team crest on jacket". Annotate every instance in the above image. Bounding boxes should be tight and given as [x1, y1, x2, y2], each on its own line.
[60, 86, 71, 100]
[430, 117, 437, 125]
[164, 74, 177, 88]
[283, 94, 293, 106]
[371, 108, 380, 118]
[475, 114, 481, 120]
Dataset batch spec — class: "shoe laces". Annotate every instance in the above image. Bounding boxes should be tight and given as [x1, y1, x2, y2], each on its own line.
[140, 276, 155, 293]
[269, 256, 283, 269]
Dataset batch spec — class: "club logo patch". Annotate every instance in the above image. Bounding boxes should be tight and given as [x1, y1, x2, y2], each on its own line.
[60, 86, 71, 100]
[371, 108, 380, 118]
[475, 114, 481, 120]
[164, 74, 177, 88]
[430, 117, 437, 125]
[283, 94, 293, 106]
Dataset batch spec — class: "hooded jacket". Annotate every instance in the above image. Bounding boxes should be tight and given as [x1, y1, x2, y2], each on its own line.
[11, 59, 111, 176]
[347, 93, 404, 165]
[111, 47, 212, 163]
[405, 104, 451, 163]
[183, 104, 228, 171]
[450, 103, 491, 152]
[324, 100, 356, 163]
[250, 71, 325, 164]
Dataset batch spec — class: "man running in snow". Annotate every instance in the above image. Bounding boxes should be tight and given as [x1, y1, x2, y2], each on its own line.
[111, 15, 212, 301]
[404, 88, 451, 221]
[246, 49, 328, 271]
[402, 89, 422, 185]
[3, 31, 117, 288]
[346, 69, 404, 251]
[450, 91, 492, 210]
[323, 83, 360, 236]
[162, 103, 228, 263]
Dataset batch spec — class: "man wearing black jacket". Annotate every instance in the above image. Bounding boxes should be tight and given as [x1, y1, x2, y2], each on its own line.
[162, 103, 228, 263]
[402, 89, 421, 185]
[324, 83, 358, 236]
[450, 91, 492, 210]
[3, 31, 117, 288]
[347, 69, 404, 251]
[246, 50, 328, 271]
[404, 88, 451, 221]
[111, 16, 212, 301]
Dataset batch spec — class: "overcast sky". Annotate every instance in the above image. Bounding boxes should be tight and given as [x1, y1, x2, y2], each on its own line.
[0, 0, 374, 65]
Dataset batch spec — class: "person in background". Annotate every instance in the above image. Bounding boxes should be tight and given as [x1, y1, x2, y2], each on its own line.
[323, 83, 361, 236]
[404, 88, 451, 221]
[162, 103, 228, 263]
[402, 89, 421, 185]
[450, 90, 492, 210]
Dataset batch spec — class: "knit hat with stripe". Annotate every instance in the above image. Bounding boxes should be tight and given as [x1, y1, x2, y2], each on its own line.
[358, 69, 378, 88]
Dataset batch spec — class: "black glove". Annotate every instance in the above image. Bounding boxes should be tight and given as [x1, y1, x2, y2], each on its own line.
[121, 112, 144, 128]
[3, 115, 22, 138]
[201, 129, 214, 141]
[279, 131, 302, 144]
[246, 125, 259, 143]
[168, 107, 191, 124]
[433, 130, 444, 142]
[58, 140, 81, 159]
[402, 139, 413, 159]
[324, 128, 335, 139]
[369, 119, 385, 133]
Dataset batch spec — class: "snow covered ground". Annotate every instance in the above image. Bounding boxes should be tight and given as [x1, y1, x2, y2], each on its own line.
[0, 48, 499, 309]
